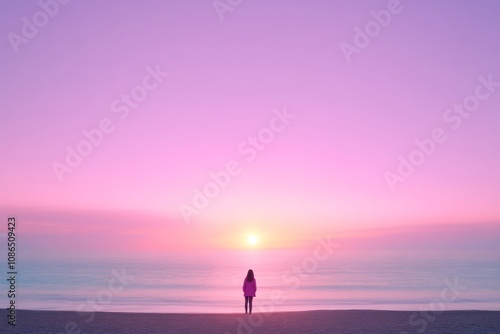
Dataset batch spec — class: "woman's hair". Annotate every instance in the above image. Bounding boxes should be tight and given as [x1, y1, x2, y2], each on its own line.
[246, 269, 254, 282]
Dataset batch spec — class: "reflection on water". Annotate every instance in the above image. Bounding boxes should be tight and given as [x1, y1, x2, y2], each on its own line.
[0, 250, 498, 313]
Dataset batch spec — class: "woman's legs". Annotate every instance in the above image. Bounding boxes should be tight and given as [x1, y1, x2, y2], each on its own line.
[248, 296, 253, 314]
[244, 296, 249, 313]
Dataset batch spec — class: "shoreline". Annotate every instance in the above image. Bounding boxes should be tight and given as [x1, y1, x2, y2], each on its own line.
[7, 307, 500, 314]
[3, 309, 500, 333]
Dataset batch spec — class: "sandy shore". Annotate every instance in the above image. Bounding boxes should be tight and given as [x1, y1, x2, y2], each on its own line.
[2, 309, 499, 333]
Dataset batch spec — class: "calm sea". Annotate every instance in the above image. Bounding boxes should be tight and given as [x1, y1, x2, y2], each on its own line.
[1, 250, 499, 313]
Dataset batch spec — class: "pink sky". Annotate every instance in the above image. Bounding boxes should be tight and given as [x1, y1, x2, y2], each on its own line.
[0, 0, 499, 252]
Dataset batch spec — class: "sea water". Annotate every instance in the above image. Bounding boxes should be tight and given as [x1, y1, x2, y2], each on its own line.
[0, 249, 499, 313]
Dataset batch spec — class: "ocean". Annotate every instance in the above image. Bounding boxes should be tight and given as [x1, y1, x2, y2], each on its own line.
[1, 249, 499, 314]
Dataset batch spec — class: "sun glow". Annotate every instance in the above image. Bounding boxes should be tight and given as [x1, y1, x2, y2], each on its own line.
[247, 235, 258, 246]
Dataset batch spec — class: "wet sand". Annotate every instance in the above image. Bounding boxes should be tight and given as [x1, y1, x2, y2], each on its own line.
[3, 309, 500, 333]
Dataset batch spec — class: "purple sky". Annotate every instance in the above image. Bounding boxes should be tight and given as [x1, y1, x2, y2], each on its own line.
[1, 0, 499, 251]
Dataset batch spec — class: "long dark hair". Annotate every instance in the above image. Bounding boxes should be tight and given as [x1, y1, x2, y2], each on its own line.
[246, 269, 254, 282]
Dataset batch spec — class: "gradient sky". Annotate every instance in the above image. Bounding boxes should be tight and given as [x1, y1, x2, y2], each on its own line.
[1, 0, 499, 252]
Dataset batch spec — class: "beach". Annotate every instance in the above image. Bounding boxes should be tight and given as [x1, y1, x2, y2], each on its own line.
[3, 309, 500, 333]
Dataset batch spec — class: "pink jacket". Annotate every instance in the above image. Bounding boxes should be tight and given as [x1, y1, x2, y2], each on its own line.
[243, 278, 257, 297]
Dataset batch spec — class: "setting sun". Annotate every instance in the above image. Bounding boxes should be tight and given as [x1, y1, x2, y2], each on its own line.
[247, 235, 258, 246]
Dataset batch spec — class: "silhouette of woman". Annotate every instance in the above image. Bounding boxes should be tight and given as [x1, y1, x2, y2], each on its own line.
[243, 269, 257, 314]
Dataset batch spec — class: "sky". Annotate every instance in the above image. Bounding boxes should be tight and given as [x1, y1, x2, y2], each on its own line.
[0, 0, 499, 252]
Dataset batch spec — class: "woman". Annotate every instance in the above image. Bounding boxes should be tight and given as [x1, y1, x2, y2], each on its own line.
[242, 269, 257, 314]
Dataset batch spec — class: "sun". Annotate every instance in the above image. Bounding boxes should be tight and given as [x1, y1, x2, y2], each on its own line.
[247, 234, 258, 246]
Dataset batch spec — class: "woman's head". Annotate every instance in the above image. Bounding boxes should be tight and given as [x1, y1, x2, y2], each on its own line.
[246, 269, 254, 282]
